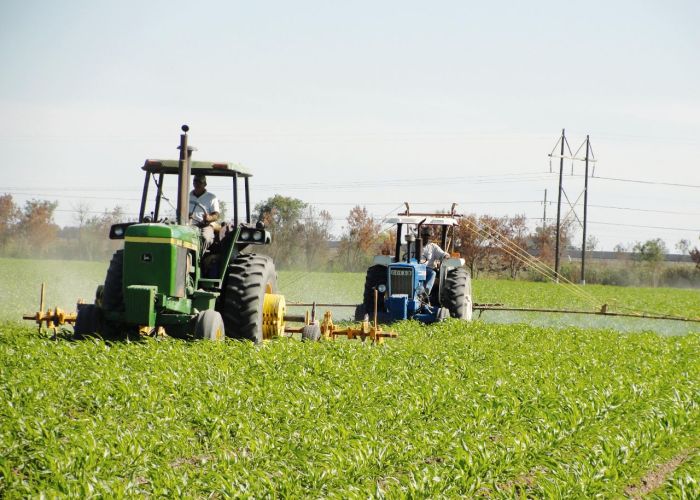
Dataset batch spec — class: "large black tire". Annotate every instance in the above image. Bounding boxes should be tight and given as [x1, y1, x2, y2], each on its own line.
[440, 267, 471, 319]
[102, 250, 124, 311]
[361, 264, 387, 317]
[74, 304, 101, 338]
[217, 253, 277, 343]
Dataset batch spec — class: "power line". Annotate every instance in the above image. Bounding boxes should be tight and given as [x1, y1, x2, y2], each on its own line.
[542, 217, 698, 233]
[590, 175, 700, 189]
[542, 201, 700, 217]
[0, 171, 553, 192]
[4, 171, 699, 192]
[586, 204, 700, 217]
[588, 220, 700, 232]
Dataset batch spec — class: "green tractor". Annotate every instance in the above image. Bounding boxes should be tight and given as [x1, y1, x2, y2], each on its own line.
[74, 125, 286, 342]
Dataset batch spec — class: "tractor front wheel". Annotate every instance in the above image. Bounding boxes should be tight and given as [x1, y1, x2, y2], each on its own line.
[102, 250, 124, 311]
[301, 323, 322, 341]
[218, 253, 277, 343]
[440, 267, 472, 319]
[74, 304, 101, 338]
[358, 264, 387, 320]
[194, 310, 225, 341]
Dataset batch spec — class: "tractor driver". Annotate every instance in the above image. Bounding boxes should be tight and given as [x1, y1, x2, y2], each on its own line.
[421, 229, 450, 297]
[189, 174, 220, 251]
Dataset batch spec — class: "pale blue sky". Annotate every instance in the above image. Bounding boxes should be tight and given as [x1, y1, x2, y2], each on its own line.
[1, 0, 698, 250]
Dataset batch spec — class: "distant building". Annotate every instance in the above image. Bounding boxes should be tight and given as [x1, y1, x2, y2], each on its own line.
[561, 249, 692, 263]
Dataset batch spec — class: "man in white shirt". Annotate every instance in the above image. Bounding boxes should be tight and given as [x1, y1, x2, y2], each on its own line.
[189, 174, 220, 251]
[421, 229, 449, 297]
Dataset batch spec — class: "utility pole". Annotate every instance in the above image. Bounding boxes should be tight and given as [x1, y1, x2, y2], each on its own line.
[580, 135, 590, 285]
[547, 130, 597, 285]
[554, 129, 565, 282]
[542, 189, 547, 230]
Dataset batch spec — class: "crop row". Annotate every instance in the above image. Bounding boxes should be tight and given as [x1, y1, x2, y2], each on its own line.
[1, 320, 698, 497]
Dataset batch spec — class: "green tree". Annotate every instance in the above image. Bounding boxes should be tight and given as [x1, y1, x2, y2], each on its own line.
[254, 195, 307, 268]
[633, 238, 668, 287]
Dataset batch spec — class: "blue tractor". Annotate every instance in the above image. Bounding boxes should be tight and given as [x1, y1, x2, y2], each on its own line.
[355, 205, 473, 324]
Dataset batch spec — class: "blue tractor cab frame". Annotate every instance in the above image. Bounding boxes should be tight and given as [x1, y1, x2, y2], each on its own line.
[356, 204, 472, 324]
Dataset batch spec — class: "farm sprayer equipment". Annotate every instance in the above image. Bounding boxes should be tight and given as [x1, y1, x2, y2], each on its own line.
[354, 204, 473, 324]
[22, 125, 397, 343]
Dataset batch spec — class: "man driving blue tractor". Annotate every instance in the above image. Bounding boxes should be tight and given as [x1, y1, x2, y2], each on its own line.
[420, 229, 450, 299]
[356, 205, 472, 324]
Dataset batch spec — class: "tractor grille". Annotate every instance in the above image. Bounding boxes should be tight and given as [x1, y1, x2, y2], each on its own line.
[390, 268, 413, 296]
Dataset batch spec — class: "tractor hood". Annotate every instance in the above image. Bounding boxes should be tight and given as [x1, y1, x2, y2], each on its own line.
[125, 223, 200, 250]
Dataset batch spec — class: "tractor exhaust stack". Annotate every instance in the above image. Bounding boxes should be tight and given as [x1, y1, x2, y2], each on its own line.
[176, 125, 191, 225]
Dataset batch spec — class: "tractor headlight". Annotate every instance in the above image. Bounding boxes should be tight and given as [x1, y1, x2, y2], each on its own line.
[378, 284, 386, 293]
[239, 231, 250, 241]
[252, 231, 263, 241]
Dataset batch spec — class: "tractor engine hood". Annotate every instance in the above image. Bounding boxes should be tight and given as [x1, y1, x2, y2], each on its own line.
[122, 223, 200, 298]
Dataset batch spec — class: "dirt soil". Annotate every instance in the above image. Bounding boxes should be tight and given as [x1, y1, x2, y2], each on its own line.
[624, 445, 698, 498]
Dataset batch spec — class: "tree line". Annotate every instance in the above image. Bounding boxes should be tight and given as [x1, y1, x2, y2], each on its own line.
[1, 193, 698, 286]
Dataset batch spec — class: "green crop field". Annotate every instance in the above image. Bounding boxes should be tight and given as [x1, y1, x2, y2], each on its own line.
[1, 257, 699, 496]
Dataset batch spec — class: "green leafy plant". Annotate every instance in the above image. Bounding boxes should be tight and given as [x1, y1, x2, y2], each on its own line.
[1, 320, 698, 497]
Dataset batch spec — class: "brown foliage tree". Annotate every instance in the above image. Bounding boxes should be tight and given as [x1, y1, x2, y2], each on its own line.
[499, 214, 529, 278]
[17, 199, 59, 256]
[690, 247, 700, 269]
[336, 206, 381, 271]
[453, 214, 505, 277]
[529, 220, 574, 267]
[378, 231, 396, 257]
[0, 194, 20, 250]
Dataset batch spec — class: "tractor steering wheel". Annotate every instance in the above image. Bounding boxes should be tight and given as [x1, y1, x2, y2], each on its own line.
[189, 202, 210, 228]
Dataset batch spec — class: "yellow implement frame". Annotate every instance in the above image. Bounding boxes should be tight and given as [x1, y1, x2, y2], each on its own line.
[284, 290, 398, 343]
[22, 283, 80, 335]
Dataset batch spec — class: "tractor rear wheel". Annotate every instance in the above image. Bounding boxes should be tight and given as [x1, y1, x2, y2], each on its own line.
[358, 265, 387, 320]
[194, 310, 225, 341]
[102, 250, 124, 311]
[441, 267, 472, 319]
[218, 253, 277, 343]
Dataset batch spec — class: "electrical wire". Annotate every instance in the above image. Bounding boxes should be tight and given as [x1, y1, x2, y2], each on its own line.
[461, 218, 604, 309]
[589, 175, 700, 189]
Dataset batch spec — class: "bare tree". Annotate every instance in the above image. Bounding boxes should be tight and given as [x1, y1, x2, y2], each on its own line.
[689, 237, 700, 270]
[301, 207, 333, 269]
[675, 239, 691, 255]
